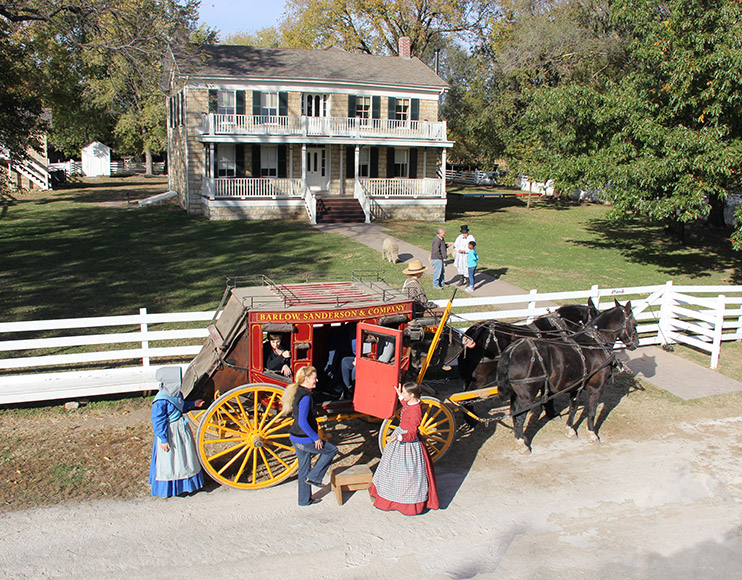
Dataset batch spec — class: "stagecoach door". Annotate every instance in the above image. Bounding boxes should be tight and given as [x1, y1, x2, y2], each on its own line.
[352, 322, 403, 419]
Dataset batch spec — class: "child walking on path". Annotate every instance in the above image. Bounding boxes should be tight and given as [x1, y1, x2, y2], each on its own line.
[369, 382, 439, 515]
[149, 367, 205, 498]
[466, 240, 479, 292]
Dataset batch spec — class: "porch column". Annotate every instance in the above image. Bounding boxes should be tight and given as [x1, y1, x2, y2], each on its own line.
[354, 144, 360, 197]
[289, 145, 293, 180]
[209, 144, 215, 198]
[339, 146, 344, 195]
[301, 143, 307, 195]
[440, 148, 447, 198]
[327, 145, 332, 194]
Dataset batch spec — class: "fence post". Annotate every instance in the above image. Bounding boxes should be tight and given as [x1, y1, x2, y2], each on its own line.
[590, 284, 600, 311]
[527, 289, 538, 321]
[140, 307, 150, 368]
[658, 280, 674, 347]
[710, 295, 725, 369]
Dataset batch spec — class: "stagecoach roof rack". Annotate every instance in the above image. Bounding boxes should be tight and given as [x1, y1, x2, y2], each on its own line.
[221, 271, 409, 310]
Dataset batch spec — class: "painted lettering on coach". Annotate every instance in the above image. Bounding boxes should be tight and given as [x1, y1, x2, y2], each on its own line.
[251, 302, 410, 324]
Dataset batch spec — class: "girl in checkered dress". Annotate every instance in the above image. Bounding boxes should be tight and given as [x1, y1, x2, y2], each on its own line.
[369, 382, 439, 515]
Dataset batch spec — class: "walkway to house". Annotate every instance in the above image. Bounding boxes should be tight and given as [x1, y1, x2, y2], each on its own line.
[314, 222, 742, 401]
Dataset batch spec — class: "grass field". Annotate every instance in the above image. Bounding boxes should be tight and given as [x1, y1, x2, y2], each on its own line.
[384, 185, 742, 292]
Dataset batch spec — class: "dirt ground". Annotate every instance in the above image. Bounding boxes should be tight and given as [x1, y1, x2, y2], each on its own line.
[1, 374, 741, 579]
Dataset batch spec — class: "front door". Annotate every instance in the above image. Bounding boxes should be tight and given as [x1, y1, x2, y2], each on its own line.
[306, 147, 328, 191]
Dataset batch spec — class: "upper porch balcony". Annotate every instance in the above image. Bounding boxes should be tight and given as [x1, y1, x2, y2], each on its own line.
[201, 114, 448, 142]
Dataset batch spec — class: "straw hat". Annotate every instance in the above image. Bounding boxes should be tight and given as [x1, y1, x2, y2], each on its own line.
[403, 259, 427, 275]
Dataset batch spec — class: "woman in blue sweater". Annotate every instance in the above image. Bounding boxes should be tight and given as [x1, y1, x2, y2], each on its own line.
[281, 365, 338, 506]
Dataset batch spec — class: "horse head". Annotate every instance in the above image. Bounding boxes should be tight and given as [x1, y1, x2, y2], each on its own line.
[616, 299, 639, 350]
[593, 299, 639, 350]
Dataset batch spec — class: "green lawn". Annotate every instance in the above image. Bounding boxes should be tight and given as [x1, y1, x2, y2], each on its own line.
[2, 179, 741, 378]
[0, 177, 410, 321]
[383, 187, 742, 292]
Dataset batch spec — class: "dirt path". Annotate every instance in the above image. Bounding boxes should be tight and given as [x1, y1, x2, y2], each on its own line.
[1, 381, 741, 579]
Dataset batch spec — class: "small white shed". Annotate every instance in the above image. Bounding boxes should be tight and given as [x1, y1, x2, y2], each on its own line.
[81, 141, 111, 177]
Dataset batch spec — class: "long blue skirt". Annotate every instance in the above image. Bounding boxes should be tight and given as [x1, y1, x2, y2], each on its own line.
[149, 438, 204, 498]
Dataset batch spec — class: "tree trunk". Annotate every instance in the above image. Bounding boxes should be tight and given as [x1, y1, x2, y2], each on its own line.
[144, 148, 153, 176]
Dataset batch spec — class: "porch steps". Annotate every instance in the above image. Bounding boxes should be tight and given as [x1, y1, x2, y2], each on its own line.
[316, 197, 366, 224]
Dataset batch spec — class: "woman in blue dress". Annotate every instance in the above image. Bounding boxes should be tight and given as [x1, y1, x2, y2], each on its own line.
[149, 367, 205, 498]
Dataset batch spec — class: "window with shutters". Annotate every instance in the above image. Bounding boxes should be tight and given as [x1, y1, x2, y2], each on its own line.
[261, 92, 278, 117]
[217, 144, 236, 177]
[261, 145, 278, 177]
[356, 96, 371, 126]
[217, 91, 236, 116]
[394, 98, 410, 121]
[359, 148, 370, 177]
[393, 148, 408, 178]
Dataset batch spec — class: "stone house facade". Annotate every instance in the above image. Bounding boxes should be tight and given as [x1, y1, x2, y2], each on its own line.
[163, 42, 452, 222]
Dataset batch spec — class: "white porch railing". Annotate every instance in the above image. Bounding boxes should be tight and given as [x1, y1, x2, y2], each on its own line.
[208, 177, 303, 199]
[2, 282, 740, 404]
[359, 177, 443, 198]
[207, 114, 448, 141]
[303, 187, 317, 224]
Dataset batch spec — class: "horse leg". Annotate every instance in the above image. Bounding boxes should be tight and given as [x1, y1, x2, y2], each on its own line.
[585, 384, 604, 443]
[510, 395, 531, 455]
[544, 397, 558, 420]
[565, 390, 579, 439]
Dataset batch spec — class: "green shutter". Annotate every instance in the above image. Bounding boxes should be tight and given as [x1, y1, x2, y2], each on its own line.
[387, 147, 395, 178]
[278, 145, 287, 178]
[279, 92, 288, 116]
[252, 91, 262, 116]
[348, 95, 357, 117]
[388, 97, 397, 119]
[346, 146, 355, 178]
[236, 144, 245, 178]
[370, 147, 379, 178]
[251, 144, 261, 176]
[208, 89, 218, 114]
[411, 98, 419, 121]
[372, 96, 381, 119]
[409, 148, 418, 178]
[236, 90, 245, 115]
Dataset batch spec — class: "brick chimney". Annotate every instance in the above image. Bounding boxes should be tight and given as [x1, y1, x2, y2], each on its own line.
[398, 36, 411, 59]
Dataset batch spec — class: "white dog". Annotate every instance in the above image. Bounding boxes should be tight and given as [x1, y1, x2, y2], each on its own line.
[381, 238, 399, 264]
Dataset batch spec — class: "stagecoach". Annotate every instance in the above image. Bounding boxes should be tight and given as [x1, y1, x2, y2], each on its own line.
[180, 274, 637, 488]
[181, 273, 478, 490]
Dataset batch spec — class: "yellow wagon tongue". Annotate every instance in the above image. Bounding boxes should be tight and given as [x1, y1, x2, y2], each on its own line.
[416, 289, 457, 385]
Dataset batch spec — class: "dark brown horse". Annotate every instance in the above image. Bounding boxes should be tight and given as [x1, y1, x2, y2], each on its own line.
[458, 300, 599, 390]
[495, 300, 638, 454]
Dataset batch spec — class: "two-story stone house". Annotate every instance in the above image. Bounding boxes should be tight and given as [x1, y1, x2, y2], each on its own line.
[163, 41, 452, 222]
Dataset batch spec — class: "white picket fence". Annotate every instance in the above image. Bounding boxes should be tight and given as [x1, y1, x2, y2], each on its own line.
[1, 282, 740, 405]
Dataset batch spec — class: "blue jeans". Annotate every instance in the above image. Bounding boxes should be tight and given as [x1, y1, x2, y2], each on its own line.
[340, 356, 356, 388]
[432, 259, 445, 288]
[468, 266, 476, 288]
[293, 440, 338, 505]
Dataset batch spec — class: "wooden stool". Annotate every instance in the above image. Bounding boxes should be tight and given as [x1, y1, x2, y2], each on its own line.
[330, 464, 373, 506]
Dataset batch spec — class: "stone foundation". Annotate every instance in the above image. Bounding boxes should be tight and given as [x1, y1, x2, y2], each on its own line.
[203, 199, 307, 221]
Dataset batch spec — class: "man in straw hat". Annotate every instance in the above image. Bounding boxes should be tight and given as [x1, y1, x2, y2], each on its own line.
[453, 225, 475, 286]
[402, 259, 436, 314]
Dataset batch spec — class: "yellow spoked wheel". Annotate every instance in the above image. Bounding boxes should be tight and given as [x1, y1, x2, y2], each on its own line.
[195, 384, 297, 489]
[377, 396, 456, 462]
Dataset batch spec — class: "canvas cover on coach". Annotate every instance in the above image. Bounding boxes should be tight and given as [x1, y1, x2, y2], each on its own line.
[181, 292, 249, 398]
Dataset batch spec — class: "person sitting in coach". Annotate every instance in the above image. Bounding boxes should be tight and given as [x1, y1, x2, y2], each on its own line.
[263, 333, 291, 377]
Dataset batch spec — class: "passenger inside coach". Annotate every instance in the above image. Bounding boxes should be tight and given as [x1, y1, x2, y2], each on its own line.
[263, 333, 292, 378]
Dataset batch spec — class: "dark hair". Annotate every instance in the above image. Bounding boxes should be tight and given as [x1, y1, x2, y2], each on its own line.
[268, 333, 282, 341]
[468, 240, 476, 248]
[402, 381, 422, 399]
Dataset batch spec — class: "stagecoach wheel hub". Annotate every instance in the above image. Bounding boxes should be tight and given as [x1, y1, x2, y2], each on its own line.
[252, 435, 263, 448]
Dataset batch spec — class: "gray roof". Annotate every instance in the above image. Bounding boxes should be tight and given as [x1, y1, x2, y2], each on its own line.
[174, 45, 447, 90]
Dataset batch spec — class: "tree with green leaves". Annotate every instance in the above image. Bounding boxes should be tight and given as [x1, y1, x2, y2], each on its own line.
[505, 0, 742, 247]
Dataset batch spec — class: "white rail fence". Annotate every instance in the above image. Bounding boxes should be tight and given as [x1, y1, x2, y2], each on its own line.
[1, 282, 740, 405]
